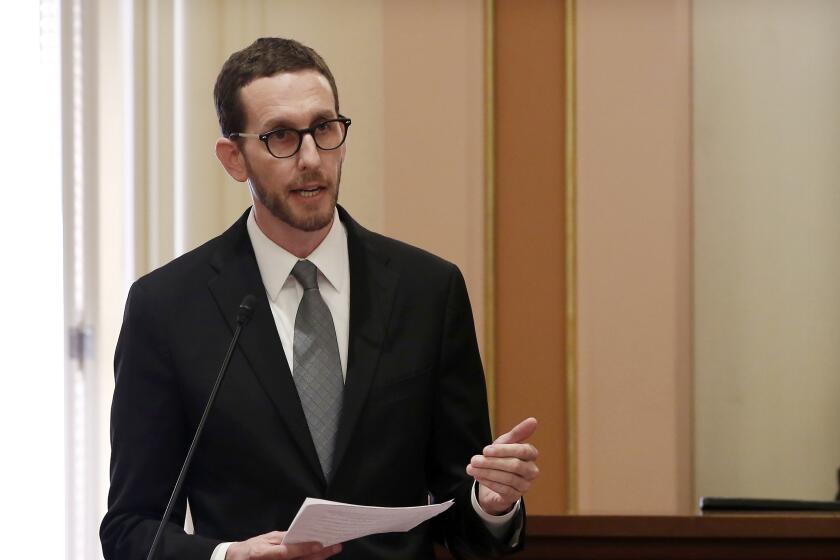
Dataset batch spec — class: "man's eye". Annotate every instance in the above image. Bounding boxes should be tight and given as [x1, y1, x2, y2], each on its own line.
[314, 121, 330, 132]
[270, 129, 291, 141]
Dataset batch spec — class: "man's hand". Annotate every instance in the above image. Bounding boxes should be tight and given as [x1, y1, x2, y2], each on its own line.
[466, 417, 540, 515]
[226, 531, 342, 560]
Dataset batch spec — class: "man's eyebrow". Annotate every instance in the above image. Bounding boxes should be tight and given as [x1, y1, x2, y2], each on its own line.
[262, 111, 338, 131]
[261, 117, 294, 131]
[310, 110, 337, 123]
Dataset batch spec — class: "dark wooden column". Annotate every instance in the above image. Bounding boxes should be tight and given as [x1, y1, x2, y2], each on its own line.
[493, 0, 570, 515]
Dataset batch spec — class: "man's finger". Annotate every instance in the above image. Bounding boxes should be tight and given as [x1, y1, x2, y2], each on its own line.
[278, 542, 326, 558]
[264, 531, 287, 545]
[303, 543, 343, 559]
[471, 455, 540, 480]
[493, 417, 538, 445]
[482, 442, 539, 461]
[467, 464, 533, 493]
[472, 474, 524, 502]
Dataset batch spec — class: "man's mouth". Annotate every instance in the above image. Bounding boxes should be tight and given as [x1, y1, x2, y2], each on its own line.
[293, 186, 324, 198]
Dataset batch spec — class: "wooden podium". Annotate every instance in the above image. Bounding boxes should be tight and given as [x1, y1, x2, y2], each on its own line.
[437, 513, 840, 559]
[516, 514, 840, 559]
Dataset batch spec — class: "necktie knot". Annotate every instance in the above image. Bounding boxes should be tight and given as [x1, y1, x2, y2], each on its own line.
[292, 259, 319, 291]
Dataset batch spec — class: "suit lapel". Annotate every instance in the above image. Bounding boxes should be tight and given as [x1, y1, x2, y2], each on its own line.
[330, 208, 399, 479]
[207, 212, 324, 484]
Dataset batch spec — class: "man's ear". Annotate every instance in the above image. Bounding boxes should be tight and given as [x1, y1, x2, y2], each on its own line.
[215, 137, 248, 182]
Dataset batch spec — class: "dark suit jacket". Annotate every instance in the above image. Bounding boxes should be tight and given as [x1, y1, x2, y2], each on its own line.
[100, 207, 524, 560]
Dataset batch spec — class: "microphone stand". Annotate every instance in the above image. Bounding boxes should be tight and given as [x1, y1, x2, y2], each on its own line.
[146, 295, 256, 560]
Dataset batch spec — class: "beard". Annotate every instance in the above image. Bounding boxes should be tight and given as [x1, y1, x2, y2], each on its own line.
[247, 164, 341, 232]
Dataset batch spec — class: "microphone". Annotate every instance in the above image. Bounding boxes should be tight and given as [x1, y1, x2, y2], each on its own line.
[237, 294, 257, 324]
[146, 294, 257, 560]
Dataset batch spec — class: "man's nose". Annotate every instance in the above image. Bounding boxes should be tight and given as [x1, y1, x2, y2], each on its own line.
[296, 133, 321, 169]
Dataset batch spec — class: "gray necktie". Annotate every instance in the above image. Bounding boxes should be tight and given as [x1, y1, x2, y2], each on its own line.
[291, 259, 344, 481]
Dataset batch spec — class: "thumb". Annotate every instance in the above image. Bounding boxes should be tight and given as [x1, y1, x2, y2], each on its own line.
[493, 417, 538, 444]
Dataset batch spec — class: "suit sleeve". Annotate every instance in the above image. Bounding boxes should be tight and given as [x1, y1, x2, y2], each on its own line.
[100, 282, 222, 560]
[427, 265, 526, 559]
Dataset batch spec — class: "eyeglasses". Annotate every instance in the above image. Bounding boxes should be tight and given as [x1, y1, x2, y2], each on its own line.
[229, 117, 351, 159]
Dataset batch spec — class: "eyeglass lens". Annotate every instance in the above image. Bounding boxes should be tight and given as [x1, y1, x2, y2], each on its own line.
[266, 120, 347, 158]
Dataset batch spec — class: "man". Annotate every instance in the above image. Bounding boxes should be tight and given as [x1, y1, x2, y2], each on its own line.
[101, 37, 539, 560]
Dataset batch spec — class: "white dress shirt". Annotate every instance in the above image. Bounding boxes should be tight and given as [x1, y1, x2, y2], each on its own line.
[247, 207, 350, 378]
[210, 208, 517, 560]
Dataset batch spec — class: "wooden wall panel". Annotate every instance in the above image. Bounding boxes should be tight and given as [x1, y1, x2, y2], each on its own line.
[382, 0, 486, 358]
[494, 0, 568, 515]
[576, 0, 692, 513]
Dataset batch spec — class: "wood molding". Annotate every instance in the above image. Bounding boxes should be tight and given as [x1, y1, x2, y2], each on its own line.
[493, 0, 569, 515]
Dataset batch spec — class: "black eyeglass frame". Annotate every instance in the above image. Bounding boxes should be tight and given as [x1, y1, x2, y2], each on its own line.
[229, 116, 352, 159]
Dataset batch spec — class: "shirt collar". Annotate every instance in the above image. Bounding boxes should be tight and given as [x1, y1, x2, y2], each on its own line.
[246, 207, 348, 301]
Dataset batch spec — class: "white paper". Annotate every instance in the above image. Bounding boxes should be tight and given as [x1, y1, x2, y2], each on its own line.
[281, 497, 454, 547]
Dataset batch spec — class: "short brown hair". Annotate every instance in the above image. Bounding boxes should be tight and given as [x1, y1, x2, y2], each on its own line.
[213, 37, 339, 137]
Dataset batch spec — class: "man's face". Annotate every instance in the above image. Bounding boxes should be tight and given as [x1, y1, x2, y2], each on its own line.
[237, 70, 344, 233]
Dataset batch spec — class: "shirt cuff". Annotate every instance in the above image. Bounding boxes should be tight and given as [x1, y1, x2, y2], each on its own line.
[470, 481, 522, 544]
[210, 542, 232, 560]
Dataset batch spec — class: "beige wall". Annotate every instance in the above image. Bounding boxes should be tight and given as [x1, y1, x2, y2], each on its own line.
[693, 0, 840, 501]
[576, 0, 693, 514]
[381, 0, 486, 356]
